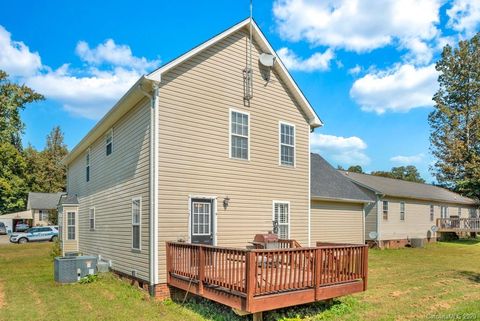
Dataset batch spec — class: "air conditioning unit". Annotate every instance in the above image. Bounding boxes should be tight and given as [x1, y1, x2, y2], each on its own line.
[410, 238, 426, 248]
[54, 255, 98, 283]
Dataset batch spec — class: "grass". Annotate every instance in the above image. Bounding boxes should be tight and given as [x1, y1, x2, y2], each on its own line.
[0, 240, 479, 321]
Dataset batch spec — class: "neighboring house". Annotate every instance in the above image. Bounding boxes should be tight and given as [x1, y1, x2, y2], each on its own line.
[310, 154, 374, 245]
[27, 192, 64, 226]
[60, 18, 323, 297]
[340, 171, 478, 248]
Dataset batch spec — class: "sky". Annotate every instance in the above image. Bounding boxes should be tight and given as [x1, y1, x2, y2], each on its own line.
[1, 0, 479, 182]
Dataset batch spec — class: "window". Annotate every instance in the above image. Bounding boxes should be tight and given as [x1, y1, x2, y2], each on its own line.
[441, 206, 448, 219]
[39, 210, 48, 221]
[192, 202, 211, 235]
[67, 212, 76, 240]
[89, 208, 95, 230]
[458, 207, 462, 217]
[132, 198, 141, 250]
[382, 201, 389, 220]
[230, 110, 249, 160]
[86, 150, 90, 182]
[280, 122, 295, 166]
[273, 202, 290, 239]
[106, 129, 113, 156]
[430, 205, 434, 221]
[400, 202, 405, 221]
[469, 208, 477, 218]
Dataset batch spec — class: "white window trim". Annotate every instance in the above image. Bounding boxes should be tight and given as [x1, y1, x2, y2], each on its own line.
[86, 148, 91, 182]
[229, 108, 250, 161]
[188, 195, 217, 246]
[278, 121, 296, 167]
[132, 197, 142, 251]
[106, 128, 113, 156]
[382, 200, 389, 220]
[67, 211, 76, 241]
[89, 207, 95, 231]
[272, 200, 291, 239]
[400, 202, 406, 221]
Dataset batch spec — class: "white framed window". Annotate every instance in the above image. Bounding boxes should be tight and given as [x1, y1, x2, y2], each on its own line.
[273, 201, 290, 239]
[89, 208, 95, 230]
[441, 206, 448, 218]
[86, 149, 90, 182]
[67, 212, 76, 240]
[400, 202, 405, 221]
[39, 210, 48, 221]
[430, 205, 434, 221]
[192, 202, 211, 236]
[230, 109, 249, 160]
[469, 208, 477, 218]
[132, 197, 141, 250]
[458, 207, 461, 217]
[106, 129, 113, 156]
[279, 122, 295, 166]
[382, 201, 389, 220]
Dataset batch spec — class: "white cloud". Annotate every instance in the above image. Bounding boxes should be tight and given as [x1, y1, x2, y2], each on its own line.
[311, 133, 370, 165]
[0, 25, 42, 77]
[447, 0, 480, 37]
[350, 63, 439, 114]
[400, 38, 434, 65]
[273, 0, 441, 53]
[75, 39, 160, 73]
[390, 153, 425, 164]
[348, 65, 362, 75]
[277, 47, 334, 72]
[0, 25, 161, 120]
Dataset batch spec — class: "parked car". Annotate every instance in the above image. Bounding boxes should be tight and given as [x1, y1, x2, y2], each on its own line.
[0, 222, 6, 235]
[15, 223, 30, 232]
[10, 226, 58, 244]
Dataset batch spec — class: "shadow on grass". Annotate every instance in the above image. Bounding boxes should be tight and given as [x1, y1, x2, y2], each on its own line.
[171, 293, 353, 321]
[440, 238, 480, 246]
[458, 271, 480, 283]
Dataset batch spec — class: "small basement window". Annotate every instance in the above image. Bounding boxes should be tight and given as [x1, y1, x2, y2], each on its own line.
[106, 129, 113, 156]
[382, 201, 389, 220]
[400, 202, 405, 221]
[280, 122, 295, 166]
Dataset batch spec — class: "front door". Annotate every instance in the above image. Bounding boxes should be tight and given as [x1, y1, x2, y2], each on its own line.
[191, 199, 214, 245]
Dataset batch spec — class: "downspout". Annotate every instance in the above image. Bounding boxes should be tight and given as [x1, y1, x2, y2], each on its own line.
[362, 203, 366, 244]
[139, 80, 160, 295]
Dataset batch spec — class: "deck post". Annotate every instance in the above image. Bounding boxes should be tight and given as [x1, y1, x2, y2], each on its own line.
[314, 248, 321, 301]
[245, 251, 256, 312]
[166, 242, 171, 284]
[362, 246, 368, 291]
[198, 245, 205, 295]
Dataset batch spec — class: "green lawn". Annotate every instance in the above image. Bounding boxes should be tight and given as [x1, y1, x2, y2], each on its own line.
[0, 240, 479, 321]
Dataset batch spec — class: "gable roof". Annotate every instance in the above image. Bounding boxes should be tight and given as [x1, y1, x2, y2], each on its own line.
[146, 18, 322, 128]
[64, 18, 322, 166]
[27, 192, 64, 210]
[340, 171, 477, 205]
[58, 194, 78, 206]
[311, 154, 374, 203]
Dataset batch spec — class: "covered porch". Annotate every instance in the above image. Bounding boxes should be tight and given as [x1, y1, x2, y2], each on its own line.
[166, 241, 368, 316]
[436, 218, 480, 233]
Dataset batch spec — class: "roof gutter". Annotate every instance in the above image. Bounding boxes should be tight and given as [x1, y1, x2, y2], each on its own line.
[311, 196, 374, 204]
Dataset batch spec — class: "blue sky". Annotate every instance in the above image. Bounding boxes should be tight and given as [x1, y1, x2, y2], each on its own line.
[1, 0, 479, 182]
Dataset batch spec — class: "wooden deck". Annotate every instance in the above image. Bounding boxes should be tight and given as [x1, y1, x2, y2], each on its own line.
[437, 218, 480, 232]
[166, 241, 368, 314]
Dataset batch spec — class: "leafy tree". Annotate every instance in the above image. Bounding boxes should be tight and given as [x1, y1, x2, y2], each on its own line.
[429, 33, 480, 199]
[347, 165, 364, 173]
[0, 143, 28, 213]
[371, 166, 425, 183]
[337, 165, 345, 170]
[0, 70, 44, 150]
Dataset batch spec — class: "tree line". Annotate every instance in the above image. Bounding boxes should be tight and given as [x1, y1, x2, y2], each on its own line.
[0, 71, 68, 214]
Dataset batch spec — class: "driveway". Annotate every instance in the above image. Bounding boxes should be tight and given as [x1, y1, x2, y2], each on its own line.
[0, 235, 10, 245]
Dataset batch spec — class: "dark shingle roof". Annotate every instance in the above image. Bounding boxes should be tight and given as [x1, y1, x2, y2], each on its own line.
[58, 194, 79, 206]
[311, 153, 375, 203]
[27, 192, 64, 210]
[339, 171, 477, 205]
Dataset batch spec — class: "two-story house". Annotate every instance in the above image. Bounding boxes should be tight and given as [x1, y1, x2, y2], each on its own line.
[59, 18, 322, 297]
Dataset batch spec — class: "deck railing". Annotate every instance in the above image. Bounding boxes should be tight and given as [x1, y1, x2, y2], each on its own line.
[166, 241, 368, 307]
[436, 218, 480, 232]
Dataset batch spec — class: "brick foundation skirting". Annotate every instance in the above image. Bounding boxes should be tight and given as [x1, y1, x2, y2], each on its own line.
[112, 269, 150, 292]
[367, 237, 437, 249]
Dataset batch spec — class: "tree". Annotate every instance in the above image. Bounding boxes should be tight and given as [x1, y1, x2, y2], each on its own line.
[371, 166, 425, 183]
[347, 165, 364, 173]
[0, 143, 28, 213]
[0, 70, 44, 150]
[429, 33, 480, 199]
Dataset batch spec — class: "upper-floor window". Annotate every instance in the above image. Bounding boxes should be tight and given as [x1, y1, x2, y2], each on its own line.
[430, 205, 434, 221]
[280, 122, 295, 166]
[89, 208, 95, 230]
[86, 150, 90, 182]
[382, 201, 389, 220]
[106, 129, 113, 156]
[441, 206, 448, 218]
[400, 202, 405, 221]
[132, 197, 141, 250]
[230, 110, 249, 160]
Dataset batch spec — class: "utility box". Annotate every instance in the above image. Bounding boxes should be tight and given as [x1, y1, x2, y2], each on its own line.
[410, 238, 426, 248]
[54, 255, 98, 283]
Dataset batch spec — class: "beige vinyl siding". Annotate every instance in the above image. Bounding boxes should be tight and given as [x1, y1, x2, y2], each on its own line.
[311, 200, 364, 244]
[378, 197, 476, 240]
[67, 100, 151, 281]
[364, 200, 378, 240]
[157, 28, 310, 283]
